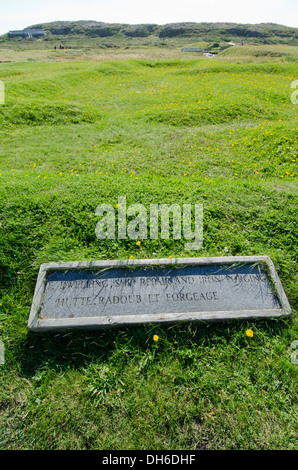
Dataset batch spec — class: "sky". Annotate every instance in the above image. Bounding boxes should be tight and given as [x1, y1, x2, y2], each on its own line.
[1, 0, 298, 36]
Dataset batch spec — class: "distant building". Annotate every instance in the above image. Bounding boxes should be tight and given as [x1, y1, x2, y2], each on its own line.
[8, 29, 46, 38]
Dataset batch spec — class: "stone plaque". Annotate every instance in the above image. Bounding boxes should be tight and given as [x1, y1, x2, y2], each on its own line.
[27, 256, 291, 331]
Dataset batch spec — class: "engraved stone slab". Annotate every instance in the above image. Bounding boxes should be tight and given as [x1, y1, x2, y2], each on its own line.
[27, 256, 291, 331]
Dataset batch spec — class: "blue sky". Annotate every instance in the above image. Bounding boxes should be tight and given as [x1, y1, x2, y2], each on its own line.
[1, 0, 297, 36]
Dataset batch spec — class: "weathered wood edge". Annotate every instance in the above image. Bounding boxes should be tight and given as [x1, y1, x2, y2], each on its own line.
[27, 256, 292, 332]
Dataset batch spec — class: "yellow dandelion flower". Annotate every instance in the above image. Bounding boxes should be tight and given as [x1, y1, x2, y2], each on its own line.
[245, 329, 254, 338]
[129, 255, 134, 259]
[136, 240, 141, 246]
[153, 335, 159, 342]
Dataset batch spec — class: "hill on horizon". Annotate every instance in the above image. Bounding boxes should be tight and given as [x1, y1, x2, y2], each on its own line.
[3, 20, 298, 45]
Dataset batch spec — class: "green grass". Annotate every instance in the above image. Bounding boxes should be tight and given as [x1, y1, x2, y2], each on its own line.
[0, 53, 297, 450]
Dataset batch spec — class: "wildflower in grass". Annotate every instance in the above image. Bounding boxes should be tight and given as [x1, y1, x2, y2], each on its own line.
[136, 240, 141, 246]
[246, 329, 254, 338]
[153, 335, 159, 342]
[129, 255, 133, 259]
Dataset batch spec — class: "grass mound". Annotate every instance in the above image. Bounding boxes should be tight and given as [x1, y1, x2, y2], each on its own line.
[0, 102, 101, 126]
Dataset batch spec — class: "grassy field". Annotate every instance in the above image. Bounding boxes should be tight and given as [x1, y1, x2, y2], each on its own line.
[1, 37, 297, 63]
[0, 44, 297, 450]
